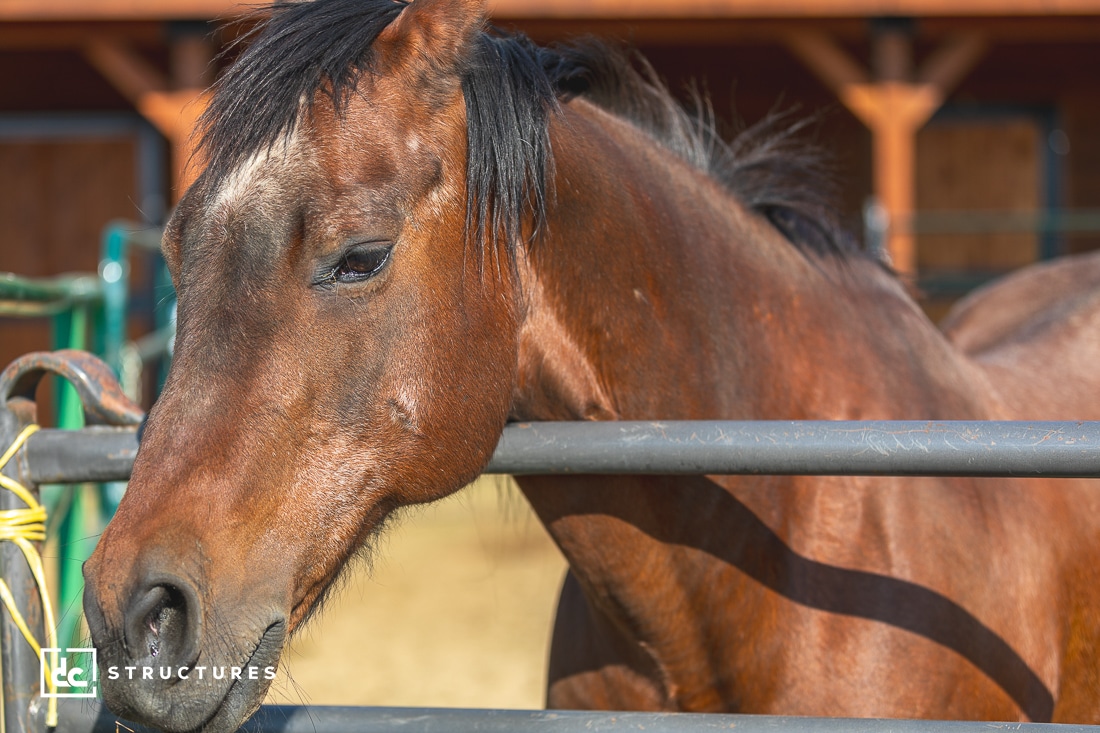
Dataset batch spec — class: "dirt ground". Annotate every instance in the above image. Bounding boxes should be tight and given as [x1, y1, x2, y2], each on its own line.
[262, 475, 568, 710]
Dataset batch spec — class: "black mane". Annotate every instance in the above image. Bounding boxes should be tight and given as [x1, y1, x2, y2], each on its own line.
[199, 0, 852, 257]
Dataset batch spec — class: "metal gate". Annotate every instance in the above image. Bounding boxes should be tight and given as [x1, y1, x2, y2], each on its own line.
[3, 351, 1099, 733]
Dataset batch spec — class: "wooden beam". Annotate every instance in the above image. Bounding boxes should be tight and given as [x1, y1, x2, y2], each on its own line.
[134, 89, 205, 143]
[841, 82, 941, 130]
[2, 18, 1097, 50]
[783, 28, 868, 94]
[501, 18, 869, 46]
[872, 26, 913, 81]
[84, 38, 168, 107]
[5, 0, 1100, 21]
[492, 0, 1100, 17]
[920, 16, 1100, 41]
[83, 38, 207, 201]
[0, 22, 162, 49]
[918, 33, 989, 92]
[0, 0, 242, 21]
[171, 33, 215, 89]
[834, 81, 937, 275]
[139, 90, 208, 199]
[872, 118, 918, 278]
[784, 26, 986, 276]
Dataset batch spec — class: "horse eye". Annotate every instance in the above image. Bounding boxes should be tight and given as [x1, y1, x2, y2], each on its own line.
[332, 244, 392, 284]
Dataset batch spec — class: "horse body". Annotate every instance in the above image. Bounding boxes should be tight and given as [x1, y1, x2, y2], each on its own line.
[942, 250, 1100, 419]
[79, 1, 1100, 731]
[513, 99, 1100, 720]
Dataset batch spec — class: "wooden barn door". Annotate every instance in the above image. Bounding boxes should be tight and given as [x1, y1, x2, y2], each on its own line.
[915, 113, 1048, 320]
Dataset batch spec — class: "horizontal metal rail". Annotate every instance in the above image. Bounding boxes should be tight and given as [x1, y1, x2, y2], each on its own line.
[0, 273, 102, 317]
[24, 420, 1100, 733]
[488, 421, 1100, 477]
[47, 700, 1100, 733]
[22, 420, 1100, 484]
[24, 426, 139, 483]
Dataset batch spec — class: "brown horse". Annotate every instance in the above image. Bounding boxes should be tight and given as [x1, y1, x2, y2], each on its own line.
[940, 250, 1100, 412]
[81, 0, 1100, 731]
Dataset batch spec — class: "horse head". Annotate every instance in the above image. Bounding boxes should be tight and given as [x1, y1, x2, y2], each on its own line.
[82, 1, 525, 730]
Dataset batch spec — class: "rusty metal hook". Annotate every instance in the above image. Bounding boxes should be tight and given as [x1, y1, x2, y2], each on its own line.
[0, 350, 144, 427]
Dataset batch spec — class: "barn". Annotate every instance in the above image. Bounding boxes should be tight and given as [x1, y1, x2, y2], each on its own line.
[3, 0, 1100, 342]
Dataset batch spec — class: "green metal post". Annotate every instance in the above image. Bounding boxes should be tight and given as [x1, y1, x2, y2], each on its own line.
[99, 222, 130, 376]
[53, 304, 92, 648]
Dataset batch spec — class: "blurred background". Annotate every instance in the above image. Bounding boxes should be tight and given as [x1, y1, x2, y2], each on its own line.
[1, 0, 1099, 711]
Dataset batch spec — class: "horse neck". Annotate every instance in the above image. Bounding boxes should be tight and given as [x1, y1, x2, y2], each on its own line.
[509, 102, 1004, 690]
[512, 98, 993, 425]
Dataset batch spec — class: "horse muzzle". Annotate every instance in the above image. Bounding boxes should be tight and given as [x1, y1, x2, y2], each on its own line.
[83, 569, 286, 733]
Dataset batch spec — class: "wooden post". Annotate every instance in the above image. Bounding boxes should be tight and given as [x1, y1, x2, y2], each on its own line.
[84, 36, 212, 203]
[785, 27, 985, 277]
[841, 81, 939, 275]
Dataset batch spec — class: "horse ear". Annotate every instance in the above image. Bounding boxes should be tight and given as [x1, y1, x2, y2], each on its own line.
[376, 0, 486, 73]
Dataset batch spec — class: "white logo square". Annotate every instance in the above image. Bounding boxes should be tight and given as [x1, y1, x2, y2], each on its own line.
[40, 647, 98, 698]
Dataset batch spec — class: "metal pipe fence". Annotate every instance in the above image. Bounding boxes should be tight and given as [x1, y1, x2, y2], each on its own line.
[19, 419, 1100, 484]
[3, 351, 1100, 733]
[1, 222, 174, 656]
[43, 699, 1100, 733]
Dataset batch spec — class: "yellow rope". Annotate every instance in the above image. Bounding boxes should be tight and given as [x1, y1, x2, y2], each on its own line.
[0, 424, 59, 727]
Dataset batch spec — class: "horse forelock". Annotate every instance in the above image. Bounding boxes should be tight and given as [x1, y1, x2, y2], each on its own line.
[198, 0, 407, 183]
[199, 0, 853, 264]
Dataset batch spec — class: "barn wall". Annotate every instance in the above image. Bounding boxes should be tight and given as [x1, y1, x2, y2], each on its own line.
[0, 120, 157, 399]
[1063, 93, 1100, 254]
[1, 21, 1098, 347]
[916, 116, 1042, 272]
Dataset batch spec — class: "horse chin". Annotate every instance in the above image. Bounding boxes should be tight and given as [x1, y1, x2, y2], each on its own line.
[100, 621, 286, 733]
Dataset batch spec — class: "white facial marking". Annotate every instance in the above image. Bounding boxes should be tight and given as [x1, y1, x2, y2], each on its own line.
[213, 131, 303, 212]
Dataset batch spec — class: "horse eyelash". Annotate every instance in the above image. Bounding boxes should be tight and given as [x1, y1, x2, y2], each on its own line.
[316, 267, 340, 288]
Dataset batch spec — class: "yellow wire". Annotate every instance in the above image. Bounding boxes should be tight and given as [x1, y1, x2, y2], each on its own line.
[0, 424, 59, 728]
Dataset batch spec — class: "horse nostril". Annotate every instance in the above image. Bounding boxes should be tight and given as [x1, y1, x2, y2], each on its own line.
[145, 587, 178, 658]
[125, 578, 201, 670]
